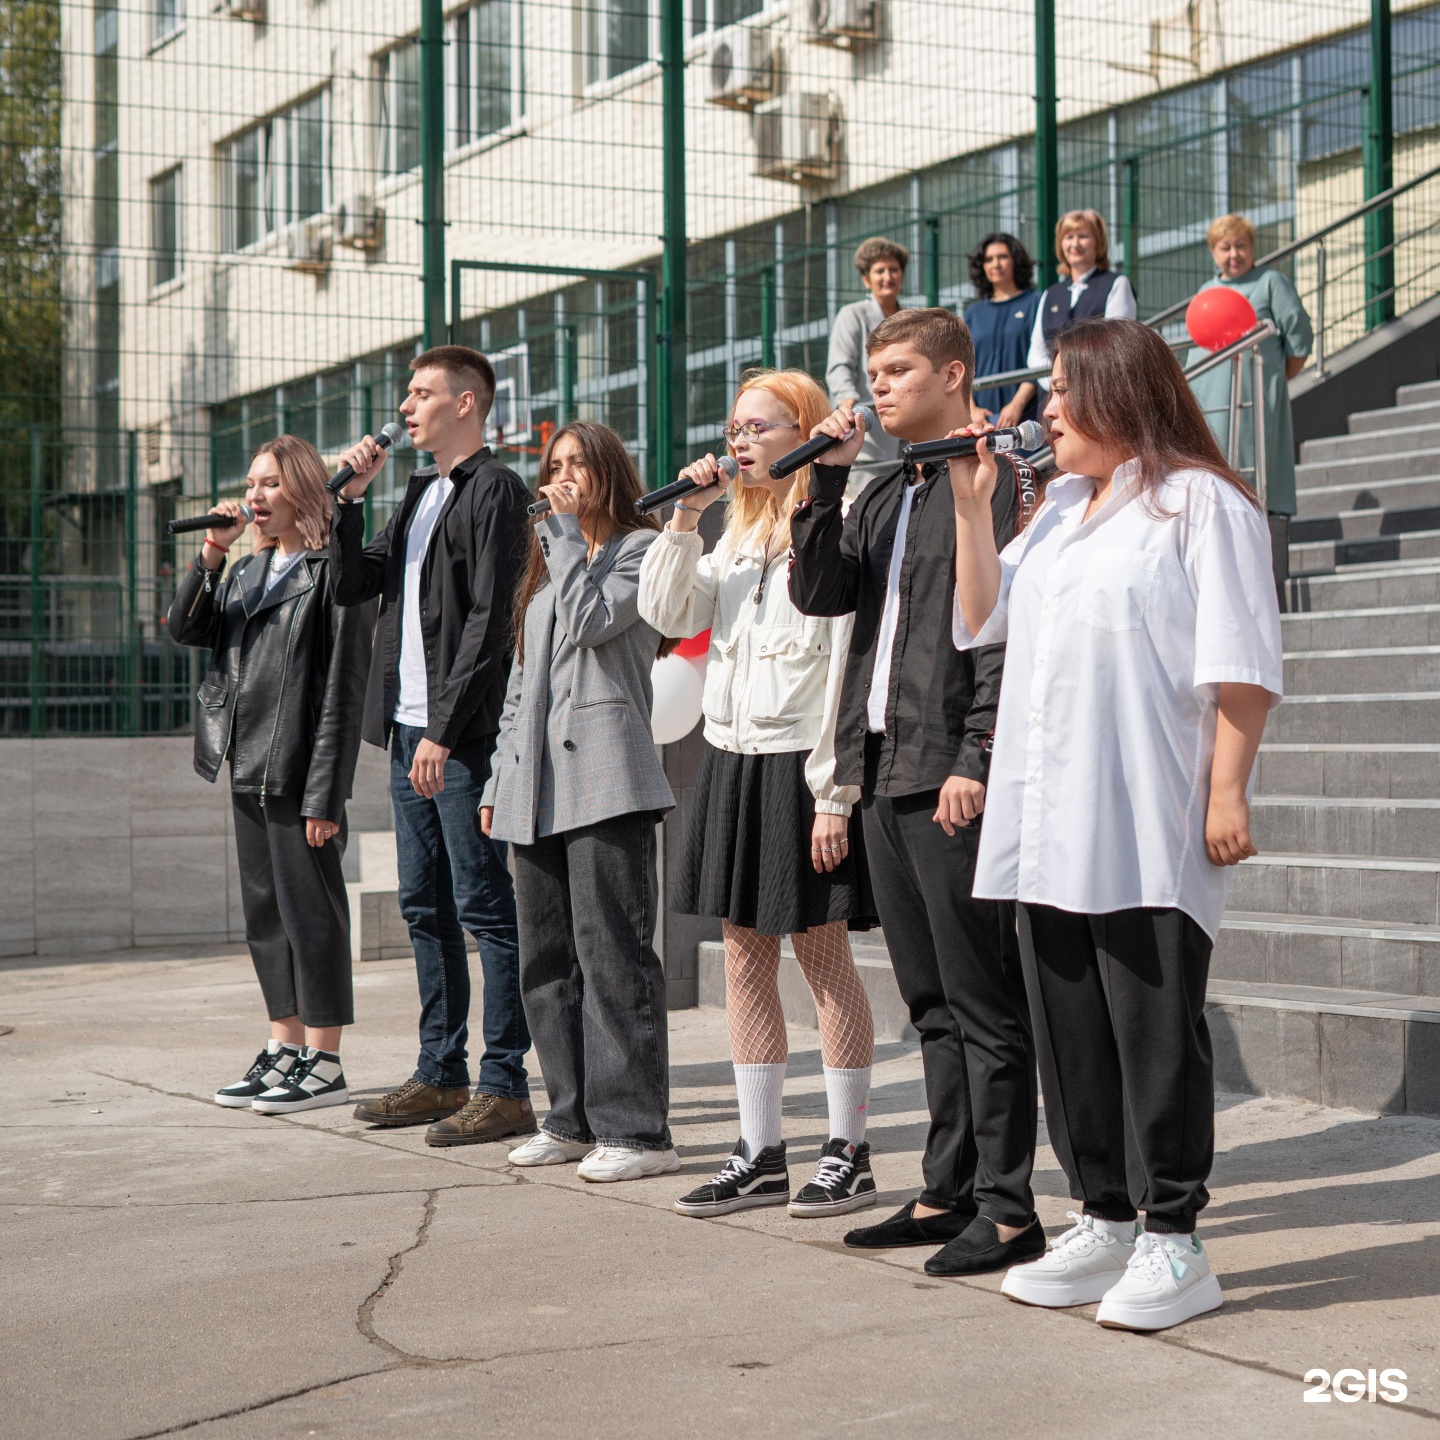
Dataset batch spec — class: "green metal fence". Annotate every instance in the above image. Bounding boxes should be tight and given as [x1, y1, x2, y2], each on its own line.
[4, 0, 1440, 735]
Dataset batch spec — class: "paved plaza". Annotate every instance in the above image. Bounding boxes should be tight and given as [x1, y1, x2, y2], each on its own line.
[4, 944, 1440, 1438]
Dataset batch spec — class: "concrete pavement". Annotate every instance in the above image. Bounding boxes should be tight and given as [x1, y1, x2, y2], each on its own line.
[3, 945, 1440, 1438]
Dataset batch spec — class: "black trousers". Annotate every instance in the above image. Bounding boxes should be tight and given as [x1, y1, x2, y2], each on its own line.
[1017, 903, 1215, 1234]
[512, 813, 671, 1151]
[231, 791, 353, 1028]
[862, 784, 1036, 1226]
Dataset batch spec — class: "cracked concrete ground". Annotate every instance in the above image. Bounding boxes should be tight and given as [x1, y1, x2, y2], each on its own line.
[3, 946, 1440, 1438]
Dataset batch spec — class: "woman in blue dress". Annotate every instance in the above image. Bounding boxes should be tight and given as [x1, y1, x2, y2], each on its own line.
[965, 233, 1041, 429]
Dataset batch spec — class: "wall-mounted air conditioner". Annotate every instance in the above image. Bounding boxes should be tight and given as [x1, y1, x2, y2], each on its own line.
[284, 218, 331, 274]
[334, 194, 383, 250]
[219, 0, 266, 20]
[706, 24, 779, 109]
[807, 0, 878, 45]
[753, 94, 840, 184]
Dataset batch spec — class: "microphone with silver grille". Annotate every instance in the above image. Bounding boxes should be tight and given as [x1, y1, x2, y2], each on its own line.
[325, 421, 406, 494]
[767, 404, 878, 481]
[167, 505, 255, 535]
[629, 455, 740, 518]
[901, 420, 1046, 465]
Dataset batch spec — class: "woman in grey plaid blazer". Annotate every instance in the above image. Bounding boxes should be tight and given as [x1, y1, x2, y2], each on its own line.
[480, 421, 679, 1185]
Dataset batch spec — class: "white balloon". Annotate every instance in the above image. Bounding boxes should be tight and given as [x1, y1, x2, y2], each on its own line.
[650, 652, 704, 745]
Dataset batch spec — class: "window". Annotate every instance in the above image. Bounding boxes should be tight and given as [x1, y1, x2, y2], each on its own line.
[151, 167, 181, 287]
[153, 0, 182, 44]
[220, 90, 329, 251]
[377, 40, 422, 176]
[450, 0, 523, 148]
[584, 0, 650, 86]
[689, 0, 761, 37]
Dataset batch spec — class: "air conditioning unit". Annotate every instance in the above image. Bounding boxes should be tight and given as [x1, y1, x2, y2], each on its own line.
[334, 194, 383, 250]
[220, 0, 265, 20]
[807, 0, 878, 45]
[753, 94, 840, 184]
[706, 24, 779, 109]
[284, 218, 331, 274]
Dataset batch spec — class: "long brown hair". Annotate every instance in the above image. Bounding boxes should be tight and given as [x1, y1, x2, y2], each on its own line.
[248, 435, 333, 554]
[1051, 318, 1260, 514]
[512, 420, 674, 663]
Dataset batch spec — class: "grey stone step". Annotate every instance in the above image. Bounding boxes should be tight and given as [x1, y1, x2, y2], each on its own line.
[1301, 419, 1440, 463]
[1256, 742, 1440, 798]
[1283, 643, 1440, 693]
[1250, 793, 1440, 857]
[1231, 851, 1440, 925]
[1295, 470, 1440, 516]
[1206, 977, 1440, 1116]
[1266, 690, 1440, 743]
[1289, 505, 1440, 544]
[1289, 526, 1440, 575]
[1349, 399, 1440, 434]
[1398, 378, 1440, 406]
[1287, 559, 1440, 609]
[1281, 603, 1440, 651]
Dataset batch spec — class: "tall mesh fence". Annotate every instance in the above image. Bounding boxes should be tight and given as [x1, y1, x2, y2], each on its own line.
[4, 0, 1440, 734]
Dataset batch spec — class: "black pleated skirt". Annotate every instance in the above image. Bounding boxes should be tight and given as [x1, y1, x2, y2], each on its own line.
[674, 742, 878, 937]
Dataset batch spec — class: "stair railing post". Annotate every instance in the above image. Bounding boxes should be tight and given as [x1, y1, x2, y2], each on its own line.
[1313, 241, 1327, 378]
[1251, 341, 1268, 515]
[1227, 353, 1243, 470]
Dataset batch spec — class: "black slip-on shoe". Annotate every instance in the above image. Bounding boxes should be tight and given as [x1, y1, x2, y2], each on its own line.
[924, 1214, 1047, 1277]
[843, 1199, 977, 1249]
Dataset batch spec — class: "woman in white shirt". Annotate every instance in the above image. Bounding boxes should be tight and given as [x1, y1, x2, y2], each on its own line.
[949, 318, 1282, 1333]
[639, 369, 878, 1222]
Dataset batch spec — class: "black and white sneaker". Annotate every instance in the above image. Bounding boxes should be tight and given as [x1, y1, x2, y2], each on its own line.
[788, 1139, 877, 1217]
[673, 1140, 789, 1217]
[214, 1042, 301, 1108]
[251, 1048, 349, 1114]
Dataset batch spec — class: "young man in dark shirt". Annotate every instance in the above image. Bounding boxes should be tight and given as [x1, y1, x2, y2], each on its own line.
[789, 308, 1043, 1276]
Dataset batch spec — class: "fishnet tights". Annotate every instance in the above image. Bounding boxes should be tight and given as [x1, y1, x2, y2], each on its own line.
[722, 919, 874, 1069]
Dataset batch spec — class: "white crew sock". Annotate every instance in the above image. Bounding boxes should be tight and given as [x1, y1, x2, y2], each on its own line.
[1087, 1216, 1139, 1240]
[732, 1063, 786, 1160]
[823, 1065, 872, 1148]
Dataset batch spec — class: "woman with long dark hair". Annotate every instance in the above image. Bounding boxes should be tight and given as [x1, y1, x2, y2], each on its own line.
[949, 318, 1283, 1331]
[168, 436, 373, 1114]
[965, 232, 1040, 428]
[479, 421, 678, 1183]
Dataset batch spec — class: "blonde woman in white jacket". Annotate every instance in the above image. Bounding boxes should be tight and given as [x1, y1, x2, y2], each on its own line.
[639, 368, 878, 1221]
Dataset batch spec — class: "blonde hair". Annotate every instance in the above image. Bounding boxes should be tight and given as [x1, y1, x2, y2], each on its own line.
[1206, 213, 1257, 250]
[1055, 210, 1111, 278]
[249, 434, 333, 553]
[725, 369, 831, 552]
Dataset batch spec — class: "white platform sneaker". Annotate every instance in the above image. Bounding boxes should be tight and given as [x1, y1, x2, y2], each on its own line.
[1095, 1231, 1224, 1331]
[1001, 1212, 1138, 1307]
[508, 1131, 593, 1167]
[576, 1145, 682, 1183]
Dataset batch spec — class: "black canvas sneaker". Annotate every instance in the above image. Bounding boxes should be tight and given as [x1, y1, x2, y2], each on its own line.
[788, 1139, 877, 1217]
[251, 1048, 350, 1114]
[673, 1140, 789, 1218]
[214, 1042, 301, 1108]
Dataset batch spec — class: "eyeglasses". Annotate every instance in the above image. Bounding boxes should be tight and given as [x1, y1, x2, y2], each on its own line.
[721, 420, 799, 444]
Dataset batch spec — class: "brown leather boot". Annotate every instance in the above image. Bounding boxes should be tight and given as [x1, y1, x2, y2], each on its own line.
[425, 1093, 538, 1147]
[352, 1078, 470, 1128]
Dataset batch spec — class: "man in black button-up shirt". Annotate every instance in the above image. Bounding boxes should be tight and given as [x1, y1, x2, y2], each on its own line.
[790, 309, 1044, 1276]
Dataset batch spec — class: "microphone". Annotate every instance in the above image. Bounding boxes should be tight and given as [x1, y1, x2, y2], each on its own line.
[325, 421, 406, 494]
[631, 455, 740, 518]
[900, 420, 1047, 465]
[167, 505, 255, 535]
[767, 404, 877, 481]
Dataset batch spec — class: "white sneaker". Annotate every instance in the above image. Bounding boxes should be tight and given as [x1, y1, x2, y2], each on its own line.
[508, 1131, 593, 1167]
[1095, 1231, 1224, 1331]
[1001, 1212, 1138, 1308]
[576, 1145, 682, 1183]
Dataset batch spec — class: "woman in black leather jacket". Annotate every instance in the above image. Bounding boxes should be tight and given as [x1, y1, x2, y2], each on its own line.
[168, 435, 374, 1116]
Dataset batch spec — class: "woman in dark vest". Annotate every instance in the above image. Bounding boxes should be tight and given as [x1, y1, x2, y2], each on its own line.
[1026, 209, 1137, 381]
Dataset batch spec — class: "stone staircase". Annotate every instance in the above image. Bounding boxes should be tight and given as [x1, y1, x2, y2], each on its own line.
[1211, 377, 1440, 1116]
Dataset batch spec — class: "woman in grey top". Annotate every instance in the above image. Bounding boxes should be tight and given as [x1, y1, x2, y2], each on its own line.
[480, 421, 678, 1184]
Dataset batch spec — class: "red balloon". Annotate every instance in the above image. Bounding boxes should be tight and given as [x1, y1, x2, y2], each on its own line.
[1185, 286, 1259, 352]
[674, 629, 710, 659]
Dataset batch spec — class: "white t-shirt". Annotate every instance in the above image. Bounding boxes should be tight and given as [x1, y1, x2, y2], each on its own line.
[952, 462, 1283, 939]
[393, 475, 454, 728]
[263, 548, 306, 594]
[866, 478, 920, 733]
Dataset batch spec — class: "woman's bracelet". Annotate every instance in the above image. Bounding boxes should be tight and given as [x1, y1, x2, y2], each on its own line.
[203, 539, 230, 554]
[673, 501, 698, 514]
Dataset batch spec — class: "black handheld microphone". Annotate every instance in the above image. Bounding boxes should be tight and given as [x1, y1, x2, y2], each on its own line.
[631, 455, 740, 518]
[167, 505, 255, 535]
[767, 404, 877, 481]
[325, 421, 406, 494]
[901, 420, 1047, 465]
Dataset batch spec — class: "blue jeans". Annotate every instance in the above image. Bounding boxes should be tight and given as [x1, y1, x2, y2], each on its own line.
[390, 724, 529, 1097]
